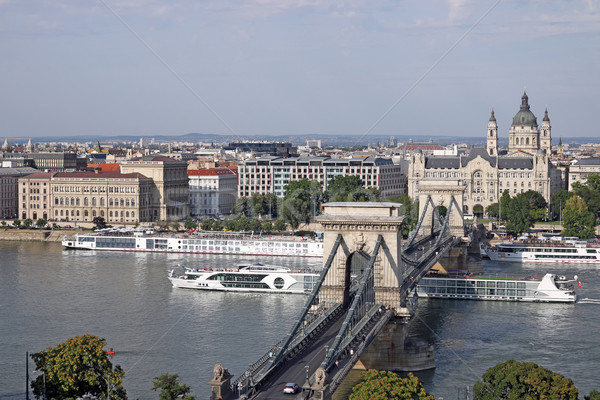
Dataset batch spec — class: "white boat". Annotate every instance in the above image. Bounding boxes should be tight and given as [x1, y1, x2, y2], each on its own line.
[168, 263, 321, 294]
[486, 238, 600, 264]
[62, 231, 324, 258]
[416, 273, 579, 303]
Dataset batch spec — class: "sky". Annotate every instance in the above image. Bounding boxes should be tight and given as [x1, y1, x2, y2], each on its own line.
[1, 0, 599, 142]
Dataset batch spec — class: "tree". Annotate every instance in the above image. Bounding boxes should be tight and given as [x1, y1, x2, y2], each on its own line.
[283, 178, 322, 224]
[232, 197, 249, 216]
[1, 220, 6, 227]
[13, 219, 21, 227]
[562, 196, 596, 239]
[30, 334, 126, 400]
[249, 193, 267, 217]
[585, 390, 600, 400]
[248, 219, 262, 232]
[36, 218, 48, 228]
[171, 221, 182, 232]
[93, 216, 107, 229]
[473, 359, 578, 400]
[505, 193, 534, 234]
[151, 373, 195, 400]
[261, 220, 273, 232]
[486, 203, 499, 219]
[200, 219, 213, 231]
[499, 190, 511, 222]
[273, 219, 287, 232]
[184, 217, 197, 231]
[573, 174, 600, 218]
[551, 189, 574, 219]
[349, 370, 434, 400]
[211, 220, 223, 231]
[23, 218, 33, 228]
[324, 175, 379, 202]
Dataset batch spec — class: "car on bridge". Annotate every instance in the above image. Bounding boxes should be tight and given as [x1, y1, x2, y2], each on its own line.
[283, 382, 300, 394]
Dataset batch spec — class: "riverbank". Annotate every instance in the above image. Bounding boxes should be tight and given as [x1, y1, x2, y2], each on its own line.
[0, 228, 82, 242]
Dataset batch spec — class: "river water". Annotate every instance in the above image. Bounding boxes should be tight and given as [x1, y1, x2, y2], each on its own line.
[1, 241, 599, 399]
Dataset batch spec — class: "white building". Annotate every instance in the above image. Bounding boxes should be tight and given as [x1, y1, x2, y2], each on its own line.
[569, 158, 600, 191]
[188, 168, 238, 217]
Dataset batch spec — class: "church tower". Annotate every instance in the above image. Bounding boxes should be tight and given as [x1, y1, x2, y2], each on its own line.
[487, 108, 498, 156]
[508, 91, 539, 155]
[540, 107, 552, 154]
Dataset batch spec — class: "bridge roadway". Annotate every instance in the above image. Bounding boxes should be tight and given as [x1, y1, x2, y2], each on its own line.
[252, 310, 345, 399]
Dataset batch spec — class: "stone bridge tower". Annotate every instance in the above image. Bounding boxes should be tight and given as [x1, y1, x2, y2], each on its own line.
[317, 202, 406, 310]
[416, 180, 466, 238]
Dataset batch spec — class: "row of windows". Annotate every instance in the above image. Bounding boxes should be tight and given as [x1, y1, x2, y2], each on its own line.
[53, 209, 136, 218]
[54, 197, 137, 207]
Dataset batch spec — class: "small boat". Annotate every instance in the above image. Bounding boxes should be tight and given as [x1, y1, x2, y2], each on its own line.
[479, 243, 490, 259]
[416, 273, 579, 303]
[168, 263, 321, 294]
[486, 237, 600, 264]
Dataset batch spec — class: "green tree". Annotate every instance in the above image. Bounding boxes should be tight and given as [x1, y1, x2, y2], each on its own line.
[232, 197, 249, 216]
[261, 220, 273, 232]
[264, 193, 279, 218]
[562, 196, 596, 239]
[585, 389, 600, 400]
[349, 370, 434, 400]
[573, 174, 600, 218]
[93, 216, 107, 229]
[23, 218, 33, 228]
[473, 359, 578, 400]
[249, 193, 267, 217]
[200, 219, 213, 231]
[499, 190, 511, 222]
[30, 334, 126, 400]
[184, 217, 197, 231]
[36, 218, 48, 228]
[486, 203, 499, 219]
[551, 189, 574, 219]
[234, 215, 250, 231]
[171, 221, 182, 232]
[282, 179, 322, 229]
[324, 175, 380, 202]
[151, 373, 195, 400]
[273, 219, 287, 232]
[211, 220, 223, 231]
[248, 219, 262, 232]
[1, 221, 6, 227]
[505, 193, 534, 234]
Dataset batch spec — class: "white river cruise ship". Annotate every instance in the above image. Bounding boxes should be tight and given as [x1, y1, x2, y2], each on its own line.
[486, 238, 600, 264]
[62, 230, 324, 258]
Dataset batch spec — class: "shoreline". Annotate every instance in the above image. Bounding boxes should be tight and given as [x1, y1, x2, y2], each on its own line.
[0, 228, 84, 242]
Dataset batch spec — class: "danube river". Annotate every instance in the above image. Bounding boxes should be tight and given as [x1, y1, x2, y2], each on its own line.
[1, 241, 599, 399]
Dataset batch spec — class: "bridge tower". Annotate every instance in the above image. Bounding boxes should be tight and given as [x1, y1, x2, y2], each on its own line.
[318, 202, 406, 312]
[416, 180, 466, 238]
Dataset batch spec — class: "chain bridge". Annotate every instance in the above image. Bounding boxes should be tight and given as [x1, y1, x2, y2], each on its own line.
[210, 191, 468, 400]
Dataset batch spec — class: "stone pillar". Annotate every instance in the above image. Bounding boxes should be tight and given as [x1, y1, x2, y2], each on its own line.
[209, 364, 233, 400]
[354, 321, 435, 372]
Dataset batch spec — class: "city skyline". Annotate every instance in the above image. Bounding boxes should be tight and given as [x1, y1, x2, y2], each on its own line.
[1, 1, 599, 141]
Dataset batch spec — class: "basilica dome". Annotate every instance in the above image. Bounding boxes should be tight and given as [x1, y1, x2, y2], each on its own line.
[512, 91, 538, 127]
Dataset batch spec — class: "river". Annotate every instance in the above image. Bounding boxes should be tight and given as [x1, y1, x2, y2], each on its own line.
[1, 241, 599, 399]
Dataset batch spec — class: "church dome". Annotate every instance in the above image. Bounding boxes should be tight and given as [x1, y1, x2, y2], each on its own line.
[512, 91, 538, 127]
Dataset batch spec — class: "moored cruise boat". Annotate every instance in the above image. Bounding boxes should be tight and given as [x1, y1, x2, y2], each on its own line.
[416, 273, 579, 303]
[486, 239, 600, 264]
[168, 263, 321, 294]
[62, 231, 324, 258]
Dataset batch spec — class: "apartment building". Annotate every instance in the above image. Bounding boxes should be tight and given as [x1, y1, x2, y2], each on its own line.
[0, 166, 38, 219]
[238, 156, 405, 199]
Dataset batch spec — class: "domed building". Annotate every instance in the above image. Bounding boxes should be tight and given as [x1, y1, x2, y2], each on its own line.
[409, 92, 565, 218]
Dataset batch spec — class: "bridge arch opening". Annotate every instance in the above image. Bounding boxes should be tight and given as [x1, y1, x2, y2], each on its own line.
[343, 251, 370, 306]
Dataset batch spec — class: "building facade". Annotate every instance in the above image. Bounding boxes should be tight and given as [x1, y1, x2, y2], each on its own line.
[1, 152, 79, 172]
[120, 156, 189, 221]
[188, 168, 238, 217]
[238, 156, 405, 199]
[0, 167, 38, 219]
[19, 171, 155, 224]
[568, 158, 600, 191]
[409, 93, 563, 217]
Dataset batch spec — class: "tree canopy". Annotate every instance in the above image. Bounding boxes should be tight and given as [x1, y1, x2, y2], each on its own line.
[562, 195, 596, 239]
[473, 359, 578, 400]
[324, 175, 381, 202]
[572, 174, 600, 219]
[151, 373, 195, 400]
[281, 179, 322, 229]
[349, 370, 434, 400]
[30, 334, 126, 400]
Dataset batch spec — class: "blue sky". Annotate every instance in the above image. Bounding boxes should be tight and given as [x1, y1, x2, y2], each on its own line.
[1, 0, 599, 141]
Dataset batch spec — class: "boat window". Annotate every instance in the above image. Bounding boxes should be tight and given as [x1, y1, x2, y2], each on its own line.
[476, 281, 485, 287]
[476, 288, 485, 295]
[517, 290, 526, 296]
[497, 289, 506, 295]
[507, 282, 515, 288]
[455, 280, 466, 287]
[497, 282, 506, 288]
[486, 282, 495, 288]
[507, 289, 515, 296]
[486, 289, 495, 295]
[517, 282, 526, 289]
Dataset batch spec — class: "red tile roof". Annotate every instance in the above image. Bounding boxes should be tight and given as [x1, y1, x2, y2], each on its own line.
[88, 163, 121, 172]
[22, 172, 53, 179]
